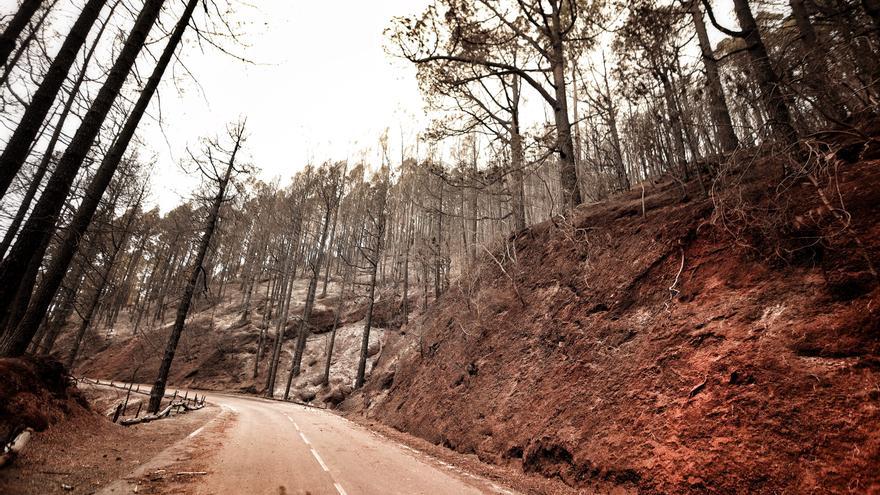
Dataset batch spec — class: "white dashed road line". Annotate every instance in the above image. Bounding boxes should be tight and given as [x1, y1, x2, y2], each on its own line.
[187, 426, 205, 438]
[311, 449, 330, 471]
[290, 413, 346, 495]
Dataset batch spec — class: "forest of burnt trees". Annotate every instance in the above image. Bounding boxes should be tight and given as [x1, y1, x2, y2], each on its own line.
[0, 0, 878, 412]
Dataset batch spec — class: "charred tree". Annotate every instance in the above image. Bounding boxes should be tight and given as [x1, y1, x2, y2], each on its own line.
[147, 122, 245, 413]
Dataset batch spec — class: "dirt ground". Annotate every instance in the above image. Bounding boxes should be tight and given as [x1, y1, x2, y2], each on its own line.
[55, 134, 880, 493]
[0, 383, 217, 495]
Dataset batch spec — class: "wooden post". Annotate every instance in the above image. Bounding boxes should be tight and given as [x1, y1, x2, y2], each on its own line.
[112, 403, 123, 423]
[135, 403, 142, 418]
[122, 383, 132, 415]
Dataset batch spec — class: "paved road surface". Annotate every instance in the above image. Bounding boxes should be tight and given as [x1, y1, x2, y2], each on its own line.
[101, 389, 512, 495]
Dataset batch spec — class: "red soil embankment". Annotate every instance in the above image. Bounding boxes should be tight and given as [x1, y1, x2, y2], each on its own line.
[0, 357, 89, 443]
[351, 155, 880, 493]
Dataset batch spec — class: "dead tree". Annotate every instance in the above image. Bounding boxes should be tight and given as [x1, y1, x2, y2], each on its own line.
[0, 0, 167, 345]
[0, 0, 108, 201]
[0, 0, 119, 260]
[0, 0, 44, 67]
[1, 0, 199, 356]
[355, 168, 389, 389]
[148, 121, 247, 413]
[702, 0, 799, 148]
[285, 163, 342, 397]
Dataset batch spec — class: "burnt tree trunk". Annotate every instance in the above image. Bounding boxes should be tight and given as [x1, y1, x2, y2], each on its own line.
[0, 0, 166, 349]
[689, 0, 739, 153]
[2, 0, 197, 356]
[0, 0, 107, 201]
[147, 133, 241, 413]
[0, 0, 43, 69]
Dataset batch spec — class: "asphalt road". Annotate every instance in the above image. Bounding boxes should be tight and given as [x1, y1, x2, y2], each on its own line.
[100, 388, 514, 495]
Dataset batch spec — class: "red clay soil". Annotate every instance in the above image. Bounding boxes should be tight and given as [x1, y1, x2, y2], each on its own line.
[0, 357, 87, 443]
[348, 152, 880, 493]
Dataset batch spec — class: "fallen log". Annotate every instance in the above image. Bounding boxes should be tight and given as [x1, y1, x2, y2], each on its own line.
[119, 401, 205, 426]
[119, 403, 174, 426]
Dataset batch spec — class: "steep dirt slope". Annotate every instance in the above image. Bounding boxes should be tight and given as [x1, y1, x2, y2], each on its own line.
[348, 155, 880, 493]
[0, 357, 88, 443]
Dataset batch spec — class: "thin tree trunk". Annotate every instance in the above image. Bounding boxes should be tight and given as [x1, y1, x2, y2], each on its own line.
[355, 257, 379, 389]
[266, 241, 295, 397]
[67, 200, 139, 368]
[322, 269, 350, 387]
[287, 202, 334, 391]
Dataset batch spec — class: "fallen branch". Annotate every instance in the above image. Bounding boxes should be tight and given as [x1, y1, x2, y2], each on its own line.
[688, 377, 708, 398]
[120, 403, 175, 426]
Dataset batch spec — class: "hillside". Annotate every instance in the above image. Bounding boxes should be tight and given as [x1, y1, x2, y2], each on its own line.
[72, 278, 400, 405]
[345, 153, 880, 493]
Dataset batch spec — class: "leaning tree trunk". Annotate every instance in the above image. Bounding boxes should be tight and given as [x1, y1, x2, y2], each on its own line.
[36, 266, 83, 356]
[732, 0, 799, 148]
[2, 0, 199, 357]
[0, 0, 112, 259]
[147, 141, 239, 413]
[67, 198, 139, 368]
[0, 0, 166, 350]
[690, 0, 739, 153]
[0, 0, 57, 89]
[0, 0, 43, 68]
[0, 0, 107, 201]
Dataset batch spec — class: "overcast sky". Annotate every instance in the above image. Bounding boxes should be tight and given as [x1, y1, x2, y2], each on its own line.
[140, 0, 432, 210]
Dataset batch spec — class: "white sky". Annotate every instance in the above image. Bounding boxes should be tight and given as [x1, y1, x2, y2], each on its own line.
[140, 0, 432, 210]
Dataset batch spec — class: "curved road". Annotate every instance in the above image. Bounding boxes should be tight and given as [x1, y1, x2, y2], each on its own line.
[102, 390, 513, 495]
